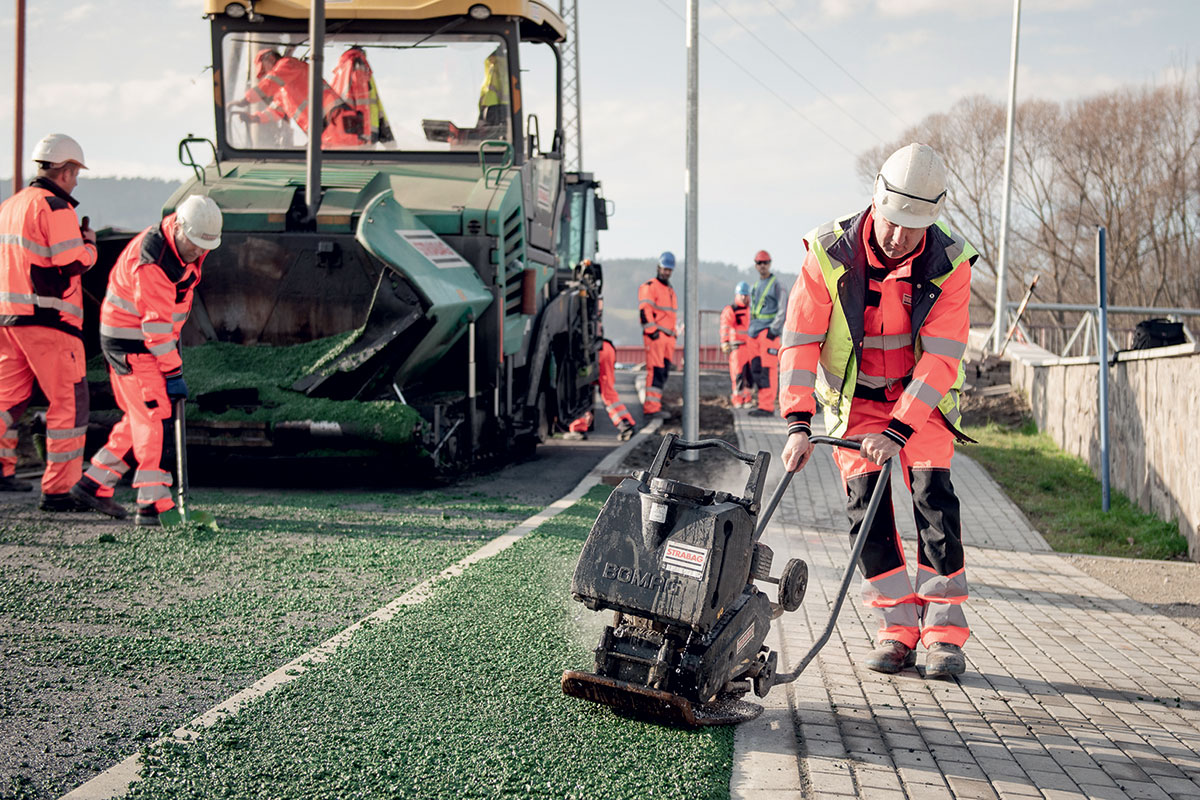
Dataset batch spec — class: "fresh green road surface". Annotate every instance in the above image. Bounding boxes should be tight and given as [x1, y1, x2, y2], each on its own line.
[125, 486, 735, 800]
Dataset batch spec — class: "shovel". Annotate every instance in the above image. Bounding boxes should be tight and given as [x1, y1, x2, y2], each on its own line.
[159, 398, 218, 529]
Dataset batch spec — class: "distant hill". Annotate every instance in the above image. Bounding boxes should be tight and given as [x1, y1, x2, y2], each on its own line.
[599, 257, 797, 347]
[0, 176, 183, 232]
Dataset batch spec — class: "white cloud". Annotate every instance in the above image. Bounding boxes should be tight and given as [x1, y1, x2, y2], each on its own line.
[63, 3, 95, 23]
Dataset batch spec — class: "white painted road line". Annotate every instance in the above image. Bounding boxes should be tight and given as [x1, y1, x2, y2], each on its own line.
[60, 419, 662, 800]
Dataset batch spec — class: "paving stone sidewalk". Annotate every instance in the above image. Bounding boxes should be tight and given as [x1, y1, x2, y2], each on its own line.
[728, 411, 1200, 800]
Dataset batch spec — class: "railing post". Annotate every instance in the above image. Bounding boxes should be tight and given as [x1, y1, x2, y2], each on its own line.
[1096, 226, 1110, 512]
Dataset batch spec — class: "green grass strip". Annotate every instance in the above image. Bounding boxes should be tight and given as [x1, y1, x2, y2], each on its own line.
[964, 421, 1187, 560]
[126, 485, 735, 800]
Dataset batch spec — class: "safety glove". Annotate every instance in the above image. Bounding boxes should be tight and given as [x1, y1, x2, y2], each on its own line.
[165, 371, 189, 401]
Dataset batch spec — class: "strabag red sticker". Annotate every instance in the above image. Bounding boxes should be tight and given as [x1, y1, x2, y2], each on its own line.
[736, 623, 755, 655]
[662, 541, 708, 579]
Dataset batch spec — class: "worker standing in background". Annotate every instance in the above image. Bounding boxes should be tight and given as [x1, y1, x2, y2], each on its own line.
[71, 196, 223, 526]
[778, 143, 976, 679]
[638, 252, 678, 418]
[747, 249, 787, 417]
[720, 281, 753, 407]
[0, 134, 97, 509]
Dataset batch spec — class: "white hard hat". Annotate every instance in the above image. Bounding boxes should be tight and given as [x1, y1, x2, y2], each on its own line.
[176, 195, 223, 250]
[32, 133, 87, 169]
[873, 143, 947, 229]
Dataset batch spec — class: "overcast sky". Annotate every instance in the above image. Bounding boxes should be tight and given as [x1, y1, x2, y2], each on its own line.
[1, 0, 1196, 273]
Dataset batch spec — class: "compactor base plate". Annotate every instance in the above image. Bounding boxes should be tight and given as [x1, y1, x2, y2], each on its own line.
[561, 670, 762, 728]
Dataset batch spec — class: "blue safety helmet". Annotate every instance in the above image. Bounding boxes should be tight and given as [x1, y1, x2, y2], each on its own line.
[658, 251, 676, 270]
[735, 281, 751, 296]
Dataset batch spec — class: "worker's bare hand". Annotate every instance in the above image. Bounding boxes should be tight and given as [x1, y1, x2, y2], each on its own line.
[846, 432, 901, 465]
[781, 431, 814, 473]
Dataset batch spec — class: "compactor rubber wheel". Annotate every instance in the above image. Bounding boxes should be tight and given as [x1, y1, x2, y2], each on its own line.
[779, 558, 808, 613]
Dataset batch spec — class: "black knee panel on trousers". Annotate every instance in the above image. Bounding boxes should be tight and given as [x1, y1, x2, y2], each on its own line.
[845, 472, 904, 578]
[909, 467, 964, 573]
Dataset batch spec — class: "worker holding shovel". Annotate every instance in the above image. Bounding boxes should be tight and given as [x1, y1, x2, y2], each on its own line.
[70, 196, 221, 526]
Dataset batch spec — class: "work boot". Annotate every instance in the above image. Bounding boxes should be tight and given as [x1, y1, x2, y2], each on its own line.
[617, 423, 636, 441]
[925, 643, 966, 678]
[748, 408, 774, 418]
[562, 431, 587, 441]
[0, 473, 33, 492]
[135, 505, 161, 528]
[70, 478, 129, 520]
[38, 492, 88, 512]
[864, 640, 916, 674]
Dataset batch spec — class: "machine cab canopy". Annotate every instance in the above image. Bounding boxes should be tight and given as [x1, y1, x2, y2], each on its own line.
[208, 0, 565, 161]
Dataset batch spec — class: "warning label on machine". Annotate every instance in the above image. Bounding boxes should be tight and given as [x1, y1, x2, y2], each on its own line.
[662, 542, 708, 579]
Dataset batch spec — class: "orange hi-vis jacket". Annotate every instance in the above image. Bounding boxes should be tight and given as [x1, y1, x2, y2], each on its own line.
[719, 302, 750, 348]
[0, 179, 97, 334]
[99, 214, 206, 376]
[330, 47, 393, 144]
[246, 56, 356, 143]
[638, 277, 677, 343]
[780, 206, 975, 444]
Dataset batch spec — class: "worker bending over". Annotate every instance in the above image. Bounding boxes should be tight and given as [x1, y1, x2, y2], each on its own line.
[71, 196, 223, 526]
[0, 134, 97, 508]
[779, 143, 976, 679]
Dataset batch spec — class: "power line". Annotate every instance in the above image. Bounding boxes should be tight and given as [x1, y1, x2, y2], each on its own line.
[653, 0, 858, 158]
[709, 0, 884, 143]
[762, 0, 910, 129]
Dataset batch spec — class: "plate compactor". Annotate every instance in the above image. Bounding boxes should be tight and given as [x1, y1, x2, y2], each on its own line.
[562, 434, 892, 727]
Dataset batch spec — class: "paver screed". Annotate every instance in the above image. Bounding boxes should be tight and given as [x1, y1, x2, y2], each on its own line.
[728, 411, 1200, 800]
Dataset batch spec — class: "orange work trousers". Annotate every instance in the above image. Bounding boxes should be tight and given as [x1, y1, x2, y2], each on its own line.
[749, 329, 778, 412]
[727, 342, 753, 406]
[832, 398, 968, 650]
[83, 354, 175, 511]
[642, 334, 675, 415]
[0, 325, 88, 493]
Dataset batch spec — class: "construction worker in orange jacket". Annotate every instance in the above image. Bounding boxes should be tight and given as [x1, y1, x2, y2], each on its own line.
[747, 249, 788, 417]
[566, 338, 636, 441]
[779, 144, 976, 679]
[330, 47, 394, 145]
[70, 196, 223, 526]
[720, 281, 753, 407]
[0, 134, 97, 509]
[638, 252, 678, 417]
[228, 49, 362, 148]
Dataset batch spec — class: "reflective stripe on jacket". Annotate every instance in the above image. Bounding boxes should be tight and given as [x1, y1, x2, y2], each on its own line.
[0, 180, 97, 332]
[748, 273, 787, 338]
[719, 302, 750, 347]
[99, 214, 205, 375]
[638, 277, 677, 340]
[779, 206, 976, 439]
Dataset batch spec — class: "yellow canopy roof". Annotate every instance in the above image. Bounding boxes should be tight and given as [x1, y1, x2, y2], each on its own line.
[207, 0, 566, 40]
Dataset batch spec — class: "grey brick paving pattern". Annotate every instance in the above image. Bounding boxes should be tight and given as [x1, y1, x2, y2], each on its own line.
[728, 410, 1200, 800]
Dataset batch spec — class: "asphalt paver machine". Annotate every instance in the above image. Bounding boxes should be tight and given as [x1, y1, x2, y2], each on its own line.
[563, 434, 892, 726]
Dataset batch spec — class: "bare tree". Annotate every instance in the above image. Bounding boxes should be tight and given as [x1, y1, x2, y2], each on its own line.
[859, 65, 1200, 333]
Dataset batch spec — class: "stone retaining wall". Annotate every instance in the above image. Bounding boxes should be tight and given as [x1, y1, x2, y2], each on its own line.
[1007, 341, 1200, 559]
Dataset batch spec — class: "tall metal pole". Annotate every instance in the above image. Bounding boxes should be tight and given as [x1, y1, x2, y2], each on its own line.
[992, 0, 1021, 352]
[13, 0, 26, 194]
[305, 0, 325, 221]
[1096, 226, 1111, 512]
[682, 0, 699, 460]
[559, 0, 583, 171]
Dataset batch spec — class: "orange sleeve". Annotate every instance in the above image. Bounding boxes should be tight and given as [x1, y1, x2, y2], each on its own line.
[778, 249, 832, 427]
[131, 265, 183, 375]
[40, 201, 96, 270]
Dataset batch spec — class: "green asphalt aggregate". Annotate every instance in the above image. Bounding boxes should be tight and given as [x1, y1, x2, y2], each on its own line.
[121, 486, 735, 800]
[0, 489, 536, 799]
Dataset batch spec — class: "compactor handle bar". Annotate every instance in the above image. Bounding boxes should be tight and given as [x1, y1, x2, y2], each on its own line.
[754, 435, 862, 539]
[648, 433, 768, 511]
